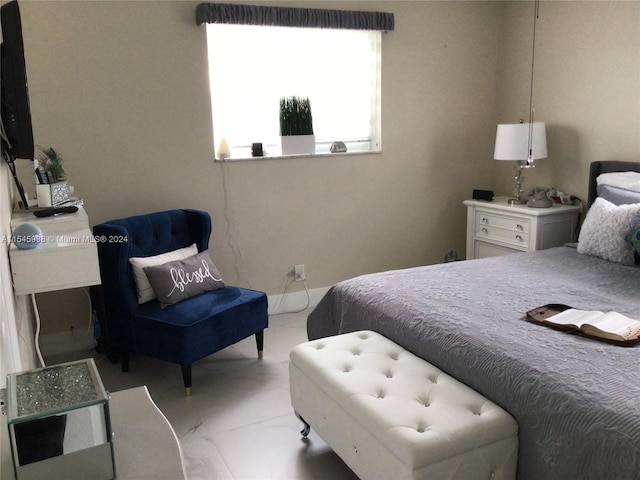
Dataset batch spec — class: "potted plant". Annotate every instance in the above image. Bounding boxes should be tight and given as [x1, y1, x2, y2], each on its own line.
[36, 146, 66, 181]
[35, 146, 69, 206]
[279, 96, 316, 155]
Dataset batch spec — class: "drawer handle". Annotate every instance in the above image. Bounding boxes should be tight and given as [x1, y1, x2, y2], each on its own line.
[481, 217, 489, 224]
[516, 224, 524, 230]
[515, 234, 523, 241]
[481, 228, 488, 234]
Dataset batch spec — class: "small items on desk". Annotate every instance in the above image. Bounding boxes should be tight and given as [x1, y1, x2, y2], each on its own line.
[11, 223, 44, 250]
[33, 206, 78, 218]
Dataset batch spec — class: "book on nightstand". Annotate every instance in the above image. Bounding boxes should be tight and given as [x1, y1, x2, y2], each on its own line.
[526, 304, 640, 346]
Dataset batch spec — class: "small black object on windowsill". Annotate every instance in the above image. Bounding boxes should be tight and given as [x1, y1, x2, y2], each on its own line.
[472, 189, 494, 201]
[251, 143, 263, 157]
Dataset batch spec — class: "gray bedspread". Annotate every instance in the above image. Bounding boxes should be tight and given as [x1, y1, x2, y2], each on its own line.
[307, 247, 640, 480]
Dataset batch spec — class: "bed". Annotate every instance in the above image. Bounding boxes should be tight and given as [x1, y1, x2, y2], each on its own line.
[307, 161, 640, 480]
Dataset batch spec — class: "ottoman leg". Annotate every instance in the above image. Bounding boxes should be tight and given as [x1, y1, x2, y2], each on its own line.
[295, 411, 311, 438]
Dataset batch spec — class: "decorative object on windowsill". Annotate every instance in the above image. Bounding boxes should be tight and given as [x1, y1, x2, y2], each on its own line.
[216, 137, 230, 160]
[280, 96, 315, 156]
[35, 146, 70, 207]
[493, 0, 548, 206]
[251, 142, 264, 157]
[330, 141, 347, 153]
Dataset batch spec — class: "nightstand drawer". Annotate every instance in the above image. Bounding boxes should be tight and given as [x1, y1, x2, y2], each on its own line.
[475, 211, 530, 233]
[475, 224, 529, 246]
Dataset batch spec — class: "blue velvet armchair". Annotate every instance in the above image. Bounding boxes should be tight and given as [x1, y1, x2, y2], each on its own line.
[93, 209, 268, 395]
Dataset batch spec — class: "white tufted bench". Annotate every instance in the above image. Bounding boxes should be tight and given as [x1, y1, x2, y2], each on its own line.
[289, 330, 518, 480]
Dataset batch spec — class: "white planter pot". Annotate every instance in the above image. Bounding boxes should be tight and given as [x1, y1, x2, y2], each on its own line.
[281, 135, 316, 156]
[36, 180, 69, 207]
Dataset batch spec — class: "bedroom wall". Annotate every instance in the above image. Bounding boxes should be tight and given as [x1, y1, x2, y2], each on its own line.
[494, 1, 640, 202]
[3, 0, 637, 354]
[11, 0, 503, 339]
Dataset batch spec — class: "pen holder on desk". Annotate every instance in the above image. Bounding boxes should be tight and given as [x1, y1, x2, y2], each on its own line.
[36, 181, 69, 207]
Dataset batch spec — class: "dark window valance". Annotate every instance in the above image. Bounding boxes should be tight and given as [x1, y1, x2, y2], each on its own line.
[196, 3, 394, 32]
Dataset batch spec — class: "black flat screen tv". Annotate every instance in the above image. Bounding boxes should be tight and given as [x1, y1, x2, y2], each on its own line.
[1, 0, 34, 209]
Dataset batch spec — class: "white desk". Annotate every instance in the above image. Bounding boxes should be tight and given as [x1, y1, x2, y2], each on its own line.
[1, 386, 187, 480]
[9, 207, 101, 365]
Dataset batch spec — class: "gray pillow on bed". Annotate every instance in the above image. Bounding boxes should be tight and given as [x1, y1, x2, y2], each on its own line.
[597, 184, 640, 206]
[143, 250, 225, 307]
[577, 197, 640, 265]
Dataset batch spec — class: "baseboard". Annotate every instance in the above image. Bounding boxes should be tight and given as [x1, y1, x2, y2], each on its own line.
[267, 286, 330, 315]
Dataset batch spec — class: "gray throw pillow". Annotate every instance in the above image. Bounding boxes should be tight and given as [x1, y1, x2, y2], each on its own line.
[143, 250, 225, 308]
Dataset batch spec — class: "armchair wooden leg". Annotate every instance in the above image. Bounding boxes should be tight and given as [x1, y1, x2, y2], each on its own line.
[255, 330, 264, 359]
[181, 364, 192, 397]
[121, 351, 130, 373]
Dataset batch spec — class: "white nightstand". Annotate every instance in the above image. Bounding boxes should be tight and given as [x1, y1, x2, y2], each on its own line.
[463, 197, 581, 260]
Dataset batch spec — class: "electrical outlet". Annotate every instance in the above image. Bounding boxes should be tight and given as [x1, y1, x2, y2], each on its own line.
[294, 264, 305, 282]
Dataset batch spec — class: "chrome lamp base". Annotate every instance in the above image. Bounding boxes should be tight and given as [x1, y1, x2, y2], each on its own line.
[508, 160, 533, 205]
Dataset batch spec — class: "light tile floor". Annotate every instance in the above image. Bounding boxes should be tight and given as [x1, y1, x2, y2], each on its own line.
[47, 310, 358, 480]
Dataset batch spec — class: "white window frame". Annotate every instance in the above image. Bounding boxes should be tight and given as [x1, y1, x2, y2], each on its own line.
[205, 24, 382, 161]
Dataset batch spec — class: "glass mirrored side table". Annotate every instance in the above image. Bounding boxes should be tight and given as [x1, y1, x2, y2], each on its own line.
[6, 358, 115, 480]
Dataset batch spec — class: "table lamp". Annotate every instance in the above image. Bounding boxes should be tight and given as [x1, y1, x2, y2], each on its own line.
[494, 121, 547, 205]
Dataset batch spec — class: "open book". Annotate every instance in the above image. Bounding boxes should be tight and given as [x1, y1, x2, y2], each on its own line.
[526, 304, 640, 346]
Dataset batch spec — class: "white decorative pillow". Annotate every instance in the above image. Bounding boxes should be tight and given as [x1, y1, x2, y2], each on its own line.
[596, 171, 640, 192]
[129, 244, 198, 303]
[577, 198, 640, 265]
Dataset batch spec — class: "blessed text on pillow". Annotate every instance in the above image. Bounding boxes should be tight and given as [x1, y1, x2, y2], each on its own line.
[143, 250, 225, 308]
[129, 244, 198, 304]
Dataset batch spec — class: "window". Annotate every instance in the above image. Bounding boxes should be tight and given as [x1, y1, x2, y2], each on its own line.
[205, 24, 381, 159]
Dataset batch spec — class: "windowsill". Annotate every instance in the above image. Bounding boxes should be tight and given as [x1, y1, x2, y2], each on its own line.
[214, 149, 382, 162]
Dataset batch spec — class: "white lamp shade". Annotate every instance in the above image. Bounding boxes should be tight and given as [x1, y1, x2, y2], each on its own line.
[494, 122, 547, 161]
